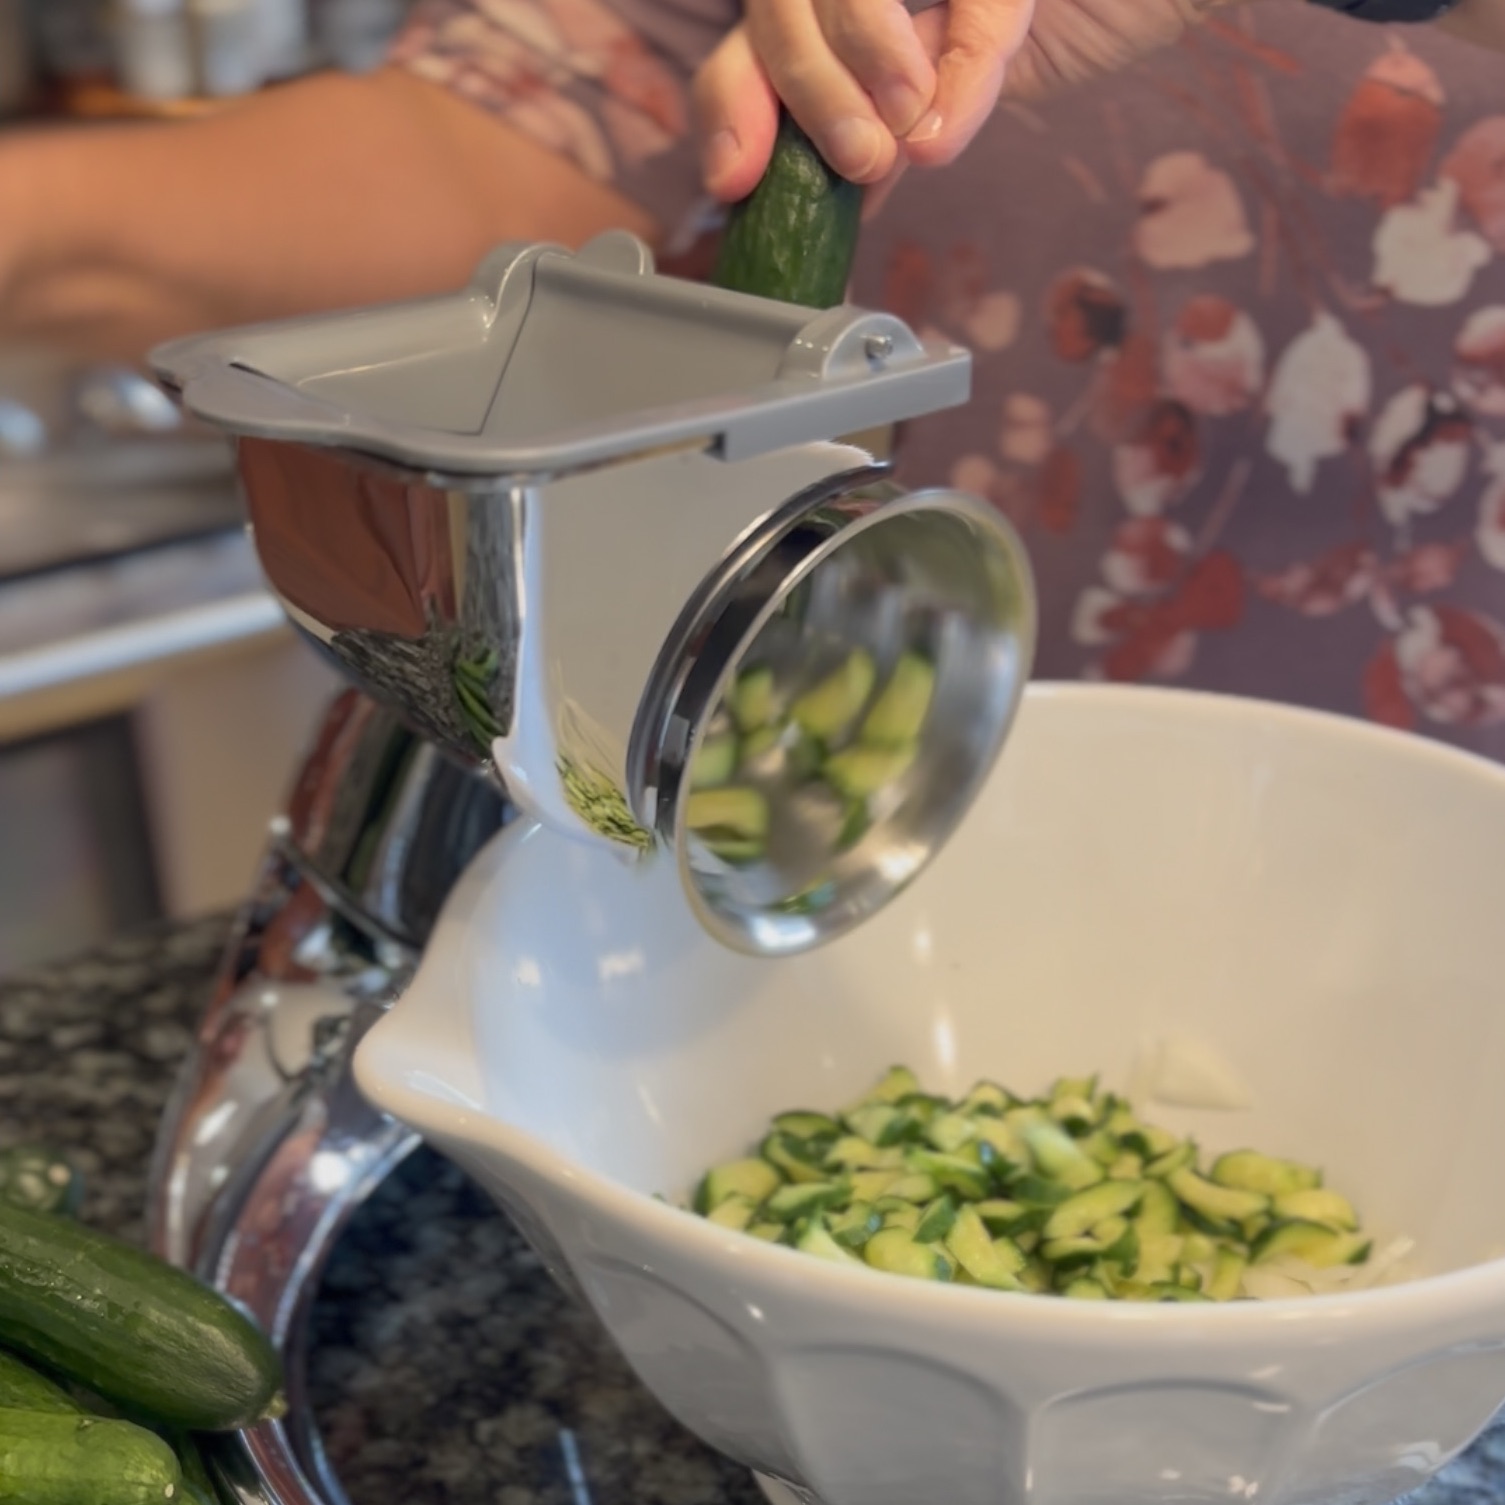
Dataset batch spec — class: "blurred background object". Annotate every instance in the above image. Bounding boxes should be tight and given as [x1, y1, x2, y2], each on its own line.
[15, 0, 411, 112]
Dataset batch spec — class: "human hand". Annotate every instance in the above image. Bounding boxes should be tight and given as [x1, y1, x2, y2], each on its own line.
[694, 0, 1223, 203]
[692, 0, 1032, 201]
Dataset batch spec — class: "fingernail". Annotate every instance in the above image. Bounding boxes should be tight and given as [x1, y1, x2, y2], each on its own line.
[907, 110, 943, 144]
[702, 127, 740, 186]
[873, 80, 926, 136]
[825, 116, 884, 178]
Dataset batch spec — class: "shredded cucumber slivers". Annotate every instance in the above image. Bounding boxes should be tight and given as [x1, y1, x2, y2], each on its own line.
[686, 1065, 1379, 1303]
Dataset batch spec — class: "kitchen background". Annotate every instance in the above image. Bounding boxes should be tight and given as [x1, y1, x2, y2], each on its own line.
[0, 0, 419, 971]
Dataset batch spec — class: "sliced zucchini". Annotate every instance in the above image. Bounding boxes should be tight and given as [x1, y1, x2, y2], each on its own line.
[884, 1173, 939, 1204]
[971, 1116, 1026, 1168]
[1271, 1187, 1357, 1230]
[1145, 1141, 1197, 1179]
[913, 1195, 959, 1244]
[1043, 1181, 1146, 1242]
[773, 1111, 841, 1143]
[945, 1206, 1025, 1290]
[1134, 1179, 1181, 1236]
[824, 744, 917, 799]
[691, 734, 739, 789]
[686, 787, 769, 842]
[1167, 1167, 1269, 1229]
[1063, 1277, 1109, 1300]
[1207, 1247, 1247, 1301]
[959, 1080, 1011, 1117]
[842, 1102, 904, 1146]
[796, 1219, 863, 1265]
[848, 1168, 901, 1202]
[1211, 1150, 1321, 1197]
[864, 1228, 953, 1282]
[824, 1136, 904, 1172]
[904, 1149, 990, 1201]
[761, 1132, 827, 1185]
[851, 1066, 920, 1108]
[730, 666, 779, 734]
[698, 1158, 781, 1213]
[792, 651, 877, 741]
[924, 1113, 978, 1155]
[1252, 1220, 1371, 1268]
[765, 1181, 845, 1224]
[1021, 1122, 1104, 1190]
[829, 1202, 882, 1250]
[861, 652, 936, 746]
[706, 1195, 758, 1232]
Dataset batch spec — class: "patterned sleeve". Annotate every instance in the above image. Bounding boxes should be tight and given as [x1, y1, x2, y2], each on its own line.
[389, 0, 733, 247]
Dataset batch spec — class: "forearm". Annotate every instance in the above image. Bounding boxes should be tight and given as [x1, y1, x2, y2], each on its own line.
[0, 68, 658, 361]
[1438, 0, 1505, 50]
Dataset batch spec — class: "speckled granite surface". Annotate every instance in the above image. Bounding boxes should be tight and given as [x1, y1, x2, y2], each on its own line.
[1, 918, 1502, 1505]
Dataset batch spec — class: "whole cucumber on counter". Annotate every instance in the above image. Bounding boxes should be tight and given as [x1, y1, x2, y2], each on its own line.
[0, 1347, 80, 1414]
[712, 112, 862, 309]
[0, 1409, 181, 1505]
[0, 1200, 284, 1431]
[167, 1431, 225, 1505]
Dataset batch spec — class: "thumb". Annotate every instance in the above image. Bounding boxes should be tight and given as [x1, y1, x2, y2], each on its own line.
[693, 25, 781, 202]
[903, 0, 1032, 167]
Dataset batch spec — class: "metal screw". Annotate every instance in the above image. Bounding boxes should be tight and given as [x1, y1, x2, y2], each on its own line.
[864, 334, 894, 363]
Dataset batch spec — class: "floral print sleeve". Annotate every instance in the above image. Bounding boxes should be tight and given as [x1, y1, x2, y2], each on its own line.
[392, 0, 1505, 761]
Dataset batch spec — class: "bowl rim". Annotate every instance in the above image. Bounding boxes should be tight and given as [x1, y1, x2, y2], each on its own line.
[359, 680, 1505, 1337]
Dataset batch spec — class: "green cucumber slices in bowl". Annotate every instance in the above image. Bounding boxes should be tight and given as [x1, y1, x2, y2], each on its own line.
[687, 1066, 1414, 1303]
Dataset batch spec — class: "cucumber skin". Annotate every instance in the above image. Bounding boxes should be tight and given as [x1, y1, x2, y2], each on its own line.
[0, 1201, 282, 1432]
[0, 1347, 81, 1414]
[712, 112, 862, 310]
[0, 1409, 181, 1505]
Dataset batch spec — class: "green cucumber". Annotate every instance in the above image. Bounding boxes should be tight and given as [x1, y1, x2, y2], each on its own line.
[795, 1219, 862, 1265]
[730, 666, 779, 734]
[1167, 1167, 1269, 1230]
[913, 1194, 958, 1244]
[697, 1157, 781, 1213]
[712, 111, 863, 309]
[0, 1148, 83, 1218]
[792, 651, 876, 742]
[1043, 1181, 1145, 1242]
[706, 1195, 758, 1232]
[1211, 1151, 1321, 1197]
[944, 1206, 1025, 1290]
[0, 1348, 80, 1414]
[1271, 1188, 1358, 1230]
[824, 744, 917, 800]
[1251, 1221, 1371, 1269]
[690, 734, 739, 790]
[864, 1228, 954, 1282]
[861, 653, 936, 747]
[685, 788, 769, 844]
[0, 1200, 283, 1432]
[165, 1434, 221, 1505]
[772, 1111, 841, 1143]
[0, 1409, 182, 1505]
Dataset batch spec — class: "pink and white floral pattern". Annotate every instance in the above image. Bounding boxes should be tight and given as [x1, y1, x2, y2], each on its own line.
[395, 0, 1505, 760]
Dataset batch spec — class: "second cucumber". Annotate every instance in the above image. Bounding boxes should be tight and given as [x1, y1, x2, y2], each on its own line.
[0, 1201, 283, 1431]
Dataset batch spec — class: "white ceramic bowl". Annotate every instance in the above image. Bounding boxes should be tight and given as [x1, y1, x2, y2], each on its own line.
[355, 684, 1505, 1505]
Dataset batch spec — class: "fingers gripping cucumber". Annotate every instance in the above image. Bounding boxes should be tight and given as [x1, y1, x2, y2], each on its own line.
[0, 1201, 283, 1432]
[0, 1409, 182, 1505]
[712, 112, 863, 310]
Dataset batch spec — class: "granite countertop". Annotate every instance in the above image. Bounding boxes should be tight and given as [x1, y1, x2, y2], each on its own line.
[1, 919, 1503, 1505]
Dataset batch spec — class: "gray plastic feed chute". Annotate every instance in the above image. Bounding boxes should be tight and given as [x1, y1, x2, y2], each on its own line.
[152, 231, 1037, 955]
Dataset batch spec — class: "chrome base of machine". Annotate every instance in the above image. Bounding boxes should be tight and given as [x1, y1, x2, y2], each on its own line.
[146, 690, 511, 1505]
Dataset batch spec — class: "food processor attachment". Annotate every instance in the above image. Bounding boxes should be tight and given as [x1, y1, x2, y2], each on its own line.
[151, 230, 1036, 955]
[145, 229, 1036, 1505]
